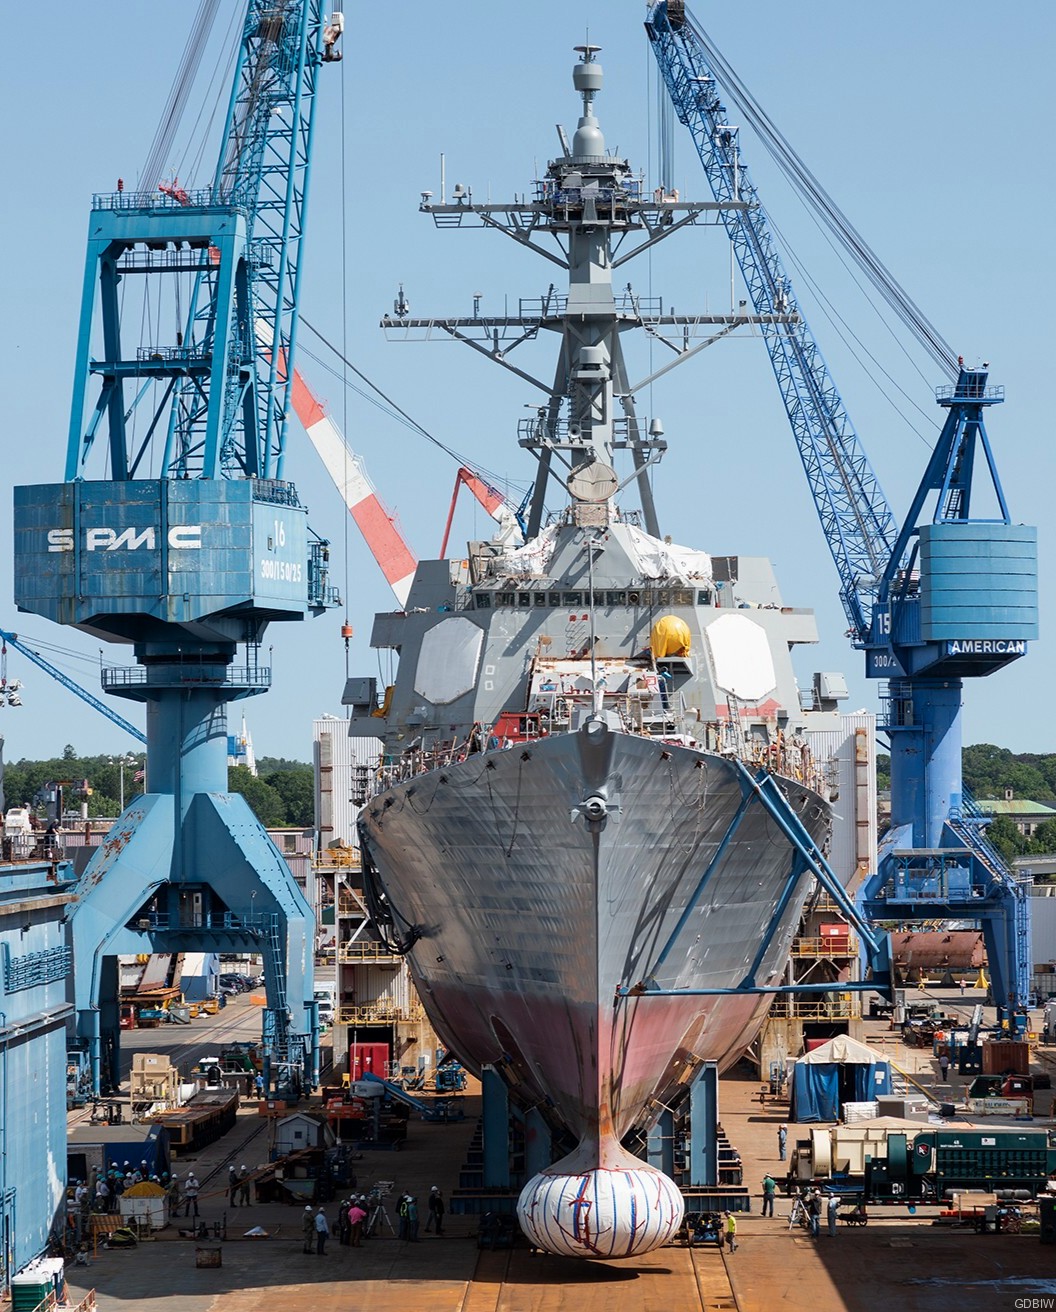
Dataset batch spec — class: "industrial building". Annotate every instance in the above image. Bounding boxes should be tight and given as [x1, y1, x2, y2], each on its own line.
[312, 718, 442, 1081]
[0, 836, 77, 1285]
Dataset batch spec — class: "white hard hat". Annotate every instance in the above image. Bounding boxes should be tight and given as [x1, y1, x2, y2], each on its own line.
[305, 1205, 313, 1212]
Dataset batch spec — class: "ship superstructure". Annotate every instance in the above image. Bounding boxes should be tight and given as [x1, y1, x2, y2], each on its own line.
[348, 47, 842, 1259]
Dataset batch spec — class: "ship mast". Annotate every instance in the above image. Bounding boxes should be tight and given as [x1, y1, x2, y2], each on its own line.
[383, 48, 796, 539]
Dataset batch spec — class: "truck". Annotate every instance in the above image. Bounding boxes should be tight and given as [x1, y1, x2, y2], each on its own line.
[314, 983, 336, 1027]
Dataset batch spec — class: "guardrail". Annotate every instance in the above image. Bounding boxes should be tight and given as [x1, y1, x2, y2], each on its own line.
[336, 1003, 425, 1026]
[768, 994, 860, 1021]
[337, 942, 396, 963]
[790, 935, 858, 957]
[1, 833, 65, 863]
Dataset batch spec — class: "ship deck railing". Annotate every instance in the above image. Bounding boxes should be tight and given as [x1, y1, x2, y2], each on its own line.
[369, 701, 831, 798]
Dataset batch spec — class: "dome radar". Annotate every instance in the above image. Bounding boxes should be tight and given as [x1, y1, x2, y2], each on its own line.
[571, 45, 605, 160]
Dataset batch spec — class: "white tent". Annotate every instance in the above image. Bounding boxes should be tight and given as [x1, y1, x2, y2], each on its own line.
[797, 1036, 889, 1065]
[791, 1035, 892, 1121]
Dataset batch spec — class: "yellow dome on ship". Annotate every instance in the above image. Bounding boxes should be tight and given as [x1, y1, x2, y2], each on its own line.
[649, 615, 691, 659]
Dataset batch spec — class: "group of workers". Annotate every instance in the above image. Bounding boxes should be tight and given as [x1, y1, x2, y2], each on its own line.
[69, 1159, 164, 1235]
[301, 1187, 445, 1254]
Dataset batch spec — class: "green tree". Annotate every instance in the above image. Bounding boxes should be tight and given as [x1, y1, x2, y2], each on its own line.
[876, 753, 890, 791]
[985, 814, 1029, 863]
[1028, 819, 1056, 855]
[256, 755, 311, 774]
[265, 768, 314, 827]
[962, 744, 1055, 802]
[3, 758, 71, 810]
[227, 765, 286, 827]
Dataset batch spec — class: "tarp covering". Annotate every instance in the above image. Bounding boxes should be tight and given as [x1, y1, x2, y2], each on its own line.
[791, 1036, 892, 1123]
[650, 615, 691, 658]
[624, 525, 712, 582]
[797, 1036, 888, 1065]
[495, 524, 560, 577]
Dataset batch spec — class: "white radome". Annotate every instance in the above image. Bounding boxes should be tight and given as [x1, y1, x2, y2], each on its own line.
[517, 1164, 685, 1259]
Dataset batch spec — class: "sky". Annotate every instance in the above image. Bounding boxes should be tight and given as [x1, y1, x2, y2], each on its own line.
[0, 1, 1053, 767]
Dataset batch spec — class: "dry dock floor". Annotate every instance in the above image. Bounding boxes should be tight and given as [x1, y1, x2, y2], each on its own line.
[66, 987, 1056, 1311]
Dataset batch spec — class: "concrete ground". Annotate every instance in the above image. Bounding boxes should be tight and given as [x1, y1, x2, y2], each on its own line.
[64, 985, 1056, 1311]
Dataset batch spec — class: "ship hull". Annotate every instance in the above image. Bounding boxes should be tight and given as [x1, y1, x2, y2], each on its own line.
[362, 719, 829, 1146]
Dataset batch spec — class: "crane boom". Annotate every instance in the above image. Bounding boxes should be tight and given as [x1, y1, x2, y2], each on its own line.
[0, 630, 146, 745]
[67, 1, 341, 484]
[287, 365, 418, 607]
[645, 3, 896, 641]
[439, 468, 525, 559]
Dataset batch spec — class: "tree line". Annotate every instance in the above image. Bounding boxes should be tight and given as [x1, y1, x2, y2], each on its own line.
[877, 744, 1056, 801]
[0, 746, 314, 829]
[878, 743, 1056, 864]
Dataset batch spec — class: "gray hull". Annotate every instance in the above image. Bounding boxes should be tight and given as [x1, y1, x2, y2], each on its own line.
[363, 719, 829, 1145]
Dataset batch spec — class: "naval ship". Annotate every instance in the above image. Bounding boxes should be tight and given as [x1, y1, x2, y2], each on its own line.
[347, 46, 835, 1258]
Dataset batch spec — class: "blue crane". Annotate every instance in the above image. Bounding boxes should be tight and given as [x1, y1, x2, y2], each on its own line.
[646, 1, 1038, 1029]
[14, 2, 343, 1095]
[0, 629, 146, 746]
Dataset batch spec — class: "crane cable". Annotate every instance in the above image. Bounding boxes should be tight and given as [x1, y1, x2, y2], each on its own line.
[139, 0, 223, 194]
[683, 13, 959, 378]
[298, 316, 532, 501]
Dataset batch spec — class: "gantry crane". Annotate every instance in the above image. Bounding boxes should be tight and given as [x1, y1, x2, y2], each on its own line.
[13, 3, 343, 1094]
[646, 1, 1038, 1029]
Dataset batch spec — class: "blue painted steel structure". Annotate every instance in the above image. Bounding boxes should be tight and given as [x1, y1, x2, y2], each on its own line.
[0, 629, 145, 746]
[645, 1, 1038, 1029]
[65, 3, 329, 483]
[12, 2, 342, 1096]
[0, 854, 77, 1285]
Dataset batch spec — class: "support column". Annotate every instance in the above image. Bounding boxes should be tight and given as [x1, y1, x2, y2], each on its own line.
[687, 1061, 719, 1189]
[647, 1108, 675, 1178]
[888, 677, 963, 848]
[524, 1106, 552, 1179]
[98, 956, 121, 1094]
[481, 1065, 510, 1189]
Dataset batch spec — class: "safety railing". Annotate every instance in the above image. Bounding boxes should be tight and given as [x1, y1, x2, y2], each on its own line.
[102, 665, 270, 692]
[768, 993, 860, 1021]
[336, 1001, 426, 1026]
[313, 848, 361, 869]
[251, 478, 302, 507]
[790, 934, 858, 957]
[0, 832, 65, 864]
[93, 187, 219, 210]
[337, 941, 395, 963]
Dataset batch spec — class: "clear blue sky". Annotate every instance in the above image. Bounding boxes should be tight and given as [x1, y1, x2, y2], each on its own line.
[1, 1, 1052, 766]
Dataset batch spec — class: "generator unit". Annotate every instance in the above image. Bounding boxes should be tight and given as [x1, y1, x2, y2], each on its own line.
[865, 1128, 1056, 1203]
